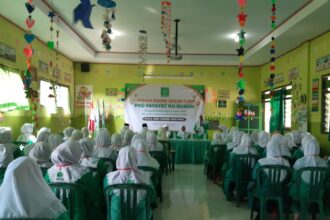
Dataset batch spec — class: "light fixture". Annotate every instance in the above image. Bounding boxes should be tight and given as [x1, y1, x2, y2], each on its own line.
[145, 6, 158, 14]
[143, 74, 193, 80]
[227, 32, 248, 42]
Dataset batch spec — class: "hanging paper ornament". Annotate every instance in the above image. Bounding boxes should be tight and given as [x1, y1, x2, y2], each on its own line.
[73, 0, 95, 29]
[237, 12, 247, 27]
[138, 29, 148, 77]
[237, 0, 246, 8]
[25, 1, 35, 14]
[25, 16, 35, 29]
[98, 1, 117, 51]
[24, 33, 35, 44]
[161, 1, 172, 63]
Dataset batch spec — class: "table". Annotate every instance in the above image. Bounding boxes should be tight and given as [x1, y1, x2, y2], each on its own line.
[170, 139, 211, 164]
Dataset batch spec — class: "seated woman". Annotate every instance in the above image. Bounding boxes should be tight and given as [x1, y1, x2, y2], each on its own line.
[49, 133, 64, 151]
[122, 129, 134, 147]
[226, 131, 244, 151]
[254, 131, 270, 155]
[271, 134, 292, 159]
[63, 127, 75, 142]
[16, 123, 36, 144]
[284, 133, 296, 152]
[0, 157, 69, 220]
[225, 127, 239, 143]
[93, 129, 118, 161]
[211, 131, 223, 145]
[111, 133, 123, 151]
[46, 141, 103, 220]
[132, 137, 160, 171]
[157, 127, 168, 141]
[0, 129, 23, 158]
[23, 130, 50, 156]
[29, 141, 53, 176]
[292, 134, 316, 162]
[289, 138, 327, 220]
[0, 144, 13, 184]
[69, 130, 83, 142]
[223, 134, 258, 201]
[146, 131, 164, 151]
[250, 130, 259, 145]
[81, 127, 95, 147]
[218, 124, 228, 143]
[104, 146, 156, 220]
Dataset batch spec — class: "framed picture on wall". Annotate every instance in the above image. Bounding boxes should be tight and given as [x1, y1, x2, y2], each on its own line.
[0, 42, 16, 62]
[105, 88, 118, 96]
[217, 100, 227, 108]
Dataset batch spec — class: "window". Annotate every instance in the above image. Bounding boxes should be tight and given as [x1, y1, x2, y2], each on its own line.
[40, 80, 70, 114]
[0, 66, 29, 112]
[321, 75, 330, 133]
[262, 85, 292, 133]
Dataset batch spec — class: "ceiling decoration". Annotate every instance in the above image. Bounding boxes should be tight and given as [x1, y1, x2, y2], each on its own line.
[160, 1, 172, 63]
[1, 0, 330, 65]
[98, 0, 117, 51]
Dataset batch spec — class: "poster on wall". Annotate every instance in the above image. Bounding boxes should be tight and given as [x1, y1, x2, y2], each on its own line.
[264, 73, 284, 86]
[217, 100, 227, 108]
[124, 84, 205, 132]
[0, 42, 16, 62]
[205, 87, 217, 103]
[316, 54, 330, 72]
[217, 89, 230, 99]
[288, 67, 299, 81]
[38, 60, 49, 74]
[64, 73, 72, 83]
[311, 78, 319, 112]
[75, 85, 93, 108]
[297, 108, 308, 132]
[105, 88, 118, 96]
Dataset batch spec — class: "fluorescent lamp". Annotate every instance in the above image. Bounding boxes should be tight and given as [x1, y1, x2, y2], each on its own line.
[143, 74, 193, 80]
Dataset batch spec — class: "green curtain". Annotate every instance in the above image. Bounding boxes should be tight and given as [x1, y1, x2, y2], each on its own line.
[270, 90, 284, 133]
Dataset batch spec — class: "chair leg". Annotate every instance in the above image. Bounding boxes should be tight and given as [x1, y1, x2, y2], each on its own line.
[300, 201, 307, 220]
[236, 182, 240, 208]
[260, 198, 266, 220]
[318, 201, 325, 220]
[250, 197, 255, 220]
[277, 198, 284, 220]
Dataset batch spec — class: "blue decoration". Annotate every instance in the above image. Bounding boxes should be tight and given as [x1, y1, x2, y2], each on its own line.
[270, 48, 275, 54]
[25, 2, 35, 14]
[235, 114, 244, 120]
[271, 57, 276, 62]
[73, 0, 95, 29]
[24, 33, 35, 44]
[48, 11, 56, 18]
[98, 0, 116, 8]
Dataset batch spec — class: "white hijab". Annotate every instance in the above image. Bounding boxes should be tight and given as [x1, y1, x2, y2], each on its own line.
[36, 130, 50, 143]
[291, 130, 301, 145]
[251, 131, 259, 144]
[225, 127, 238, 143]
[284, 133, 296, 150]
[256, 131, 270, 148]
[131, 138, 159, 169]
[122, 129, 134, 147]
[70, 130, 83, 142]
[48, 141, 89, 183]
[227, 131, 243, 150]
[63, 127, 75, 141]
[0, 144, 14, 168]
[270, 134, 291, 157]
[211, 131, 223, 145]
[93, 129, 117, 159]
[233, 134, 258, 155]
[119, 125, 129, 140]
[0, 157, 67, 218]
[157, 127, 168, 141]
[106, 147, 151, 202]
[111, 133, 122, 150]
[0, 130, 18, 152]
[146, 131, 163, 151]
[80, 138, 99, 168]
[48, 134, 64, 151]
[81, 127, 89, 138]
[17, 123, 36, 143]
[37, 127, 51, 138]
[28, 142, 52, 168]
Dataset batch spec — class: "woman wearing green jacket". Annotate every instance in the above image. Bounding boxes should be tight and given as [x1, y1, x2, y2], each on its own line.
[0, 157, 69, 220]
[45, 141, 103, 220]
[104, 146, 156, 220]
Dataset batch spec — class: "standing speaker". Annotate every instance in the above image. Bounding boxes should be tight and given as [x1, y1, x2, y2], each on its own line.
[81, 63, 90, 72]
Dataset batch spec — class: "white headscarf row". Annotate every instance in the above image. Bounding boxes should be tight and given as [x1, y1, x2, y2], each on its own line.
[48, 134, 64, 150]
[233, 134, 258, 155]
[0, 157, 66, 219]
[146, 131, 163, 151]
[28, 142, 52, 167]
[256, 131, 270, 148]
[111, 133, 122, 150]
[0, 144, 14, 168]
[212, 131, 223, 145]
[227, 131, 244, 150]
[131, 135, 159, 169]
[122, 129, 134, 147]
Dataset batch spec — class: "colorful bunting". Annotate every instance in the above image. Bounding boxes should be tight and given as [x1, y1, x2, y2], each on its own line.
[98, 0, 117, 50]
[138, 29, 148, 77]
[161, 1, 172, 63]
[268, 0, 277, 96]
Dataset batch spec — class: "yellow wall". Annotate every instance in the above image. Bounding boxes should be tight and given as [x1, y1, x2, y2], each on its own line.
[260, 31, 330, 154]
[0, 16, 74, 138]
[73, 64, 261, 134]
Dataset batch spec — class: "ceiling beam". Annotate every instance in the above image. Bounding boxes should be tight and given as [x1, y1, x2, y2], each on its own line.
[34, 0, 96, 57]
[245, 0, 328, 59]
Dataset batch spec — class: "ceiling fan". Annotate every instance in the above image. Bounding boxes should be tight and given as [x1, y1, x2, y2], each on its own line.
[170, 18, 182, 61]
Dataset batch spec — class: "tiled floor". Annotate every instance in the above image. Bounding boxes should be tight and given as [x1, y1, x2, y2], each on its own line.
[153, 164, 251, 220]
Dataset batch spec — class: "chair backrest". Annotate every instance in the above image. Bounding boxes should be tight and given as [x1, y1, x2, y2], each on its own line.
[158, 140, 171, 152]
[295, 167, 329, 200]
[233, 154, 259, 182]
[210, 144, 227, 168]
[104, 183, 153, 220]
[256, 165, 291, 197]
[0, 219, 52, 220]
[149, 151, 165, 174]
[101, 158, 117, 171]
[48, 182, 87, 220]
[137, 166, 160, 187]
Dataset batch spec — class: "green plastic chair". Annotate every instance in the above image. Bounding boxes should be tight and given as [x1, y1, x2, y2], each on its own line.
[232, 154, 259, 207]
[206, 144, 227, 182]
[0, 218, 52, 220]
[158, 140, 174, 173]
[104, 183, 154, 220]
[48, 183, 88, 220]
[250, 165, 291, 220]
[100, 158, 117, 171]
[149, 151, 166, 176]
[138, 166, 162, 203]
[292, 167, 329, 220]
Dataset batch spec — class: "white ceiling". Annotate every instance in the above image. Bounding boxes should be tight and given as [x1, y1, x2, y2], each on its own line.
[1, 0, 330, 65]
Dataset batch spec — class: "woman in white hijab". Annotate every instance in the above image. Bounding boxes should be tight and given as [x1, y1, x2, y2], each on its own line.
[93, 129, 118, 160]
[0, 144, 14, 184]
[284, 133, 296, 151]
[270, 133, 291, 159]
[131, 138, 160, 170]
[48, 134, 64, 151]
[292, 134, 315, 162]
[46, 141, 102, 220]
[225, 127, 239, 143]
[104, 146, 156, 220]
[37, 127, 51, 138]
[218, 124, 228, 143]
[0, 129, 22, 158]
[63, 127, 75, 142]
[0, 157, 69, 219]
[23, 130, 51, 156]
[69, 130, 83, 142]
[80, 127, 95, 148]
[157, 127, 168, 141]
[232, 134, 258, 155]
[146, 131, 163, 151]
[254, 131, 270, 155]
[28, 142, 52, 176]
[111, 133, 122, 151]
[122, 129, 134, 147]
[289, 138, 327, 220]
[211, 131, 223, 145]
[16, 123, 36, 143]
[250, 131, 259, 145]
[227, 131, 244, 150]
[291, 130, 301, 147]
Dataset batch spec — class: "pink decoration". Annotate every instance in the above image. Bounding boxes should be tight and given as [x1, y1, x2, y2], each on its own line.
[25, 16, 35, 29]
[23, 47, 33, 58]
[237, 0, 246, 7]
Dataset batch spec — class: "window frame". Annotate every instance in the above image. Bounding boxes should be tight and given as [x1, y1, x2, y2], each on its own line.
[321, 74, 330, 133]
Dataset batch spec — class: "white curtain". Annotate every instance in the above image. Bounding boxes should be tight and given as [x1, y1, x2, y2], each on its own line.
[0, 67, 29, 112]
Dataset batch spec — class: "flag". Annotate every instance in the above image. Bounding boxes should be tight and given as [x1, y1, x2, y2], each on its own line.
[88, 101, 96, 132]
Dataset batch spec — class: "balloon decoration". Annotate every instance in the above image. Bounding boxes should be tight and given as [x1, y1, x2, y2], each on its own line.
[268, 0, 277, 98]
[23, 0, 36, 99]
[161, 1, 172, 63]
[73, 0, 95, 29]
[98, 0, 117, 51]
[138, 29, 148, 77]
[235, 0, 248, 120]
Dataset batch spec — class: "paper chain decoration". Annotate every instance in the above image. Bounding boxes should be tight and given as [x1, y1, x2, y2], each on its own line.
[98, 0, 117, 51]
[161, 1, 172, 63]
[268, 0, 277, 97]
[235, 0, 247, 120]
[138, 29, 148, 77]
